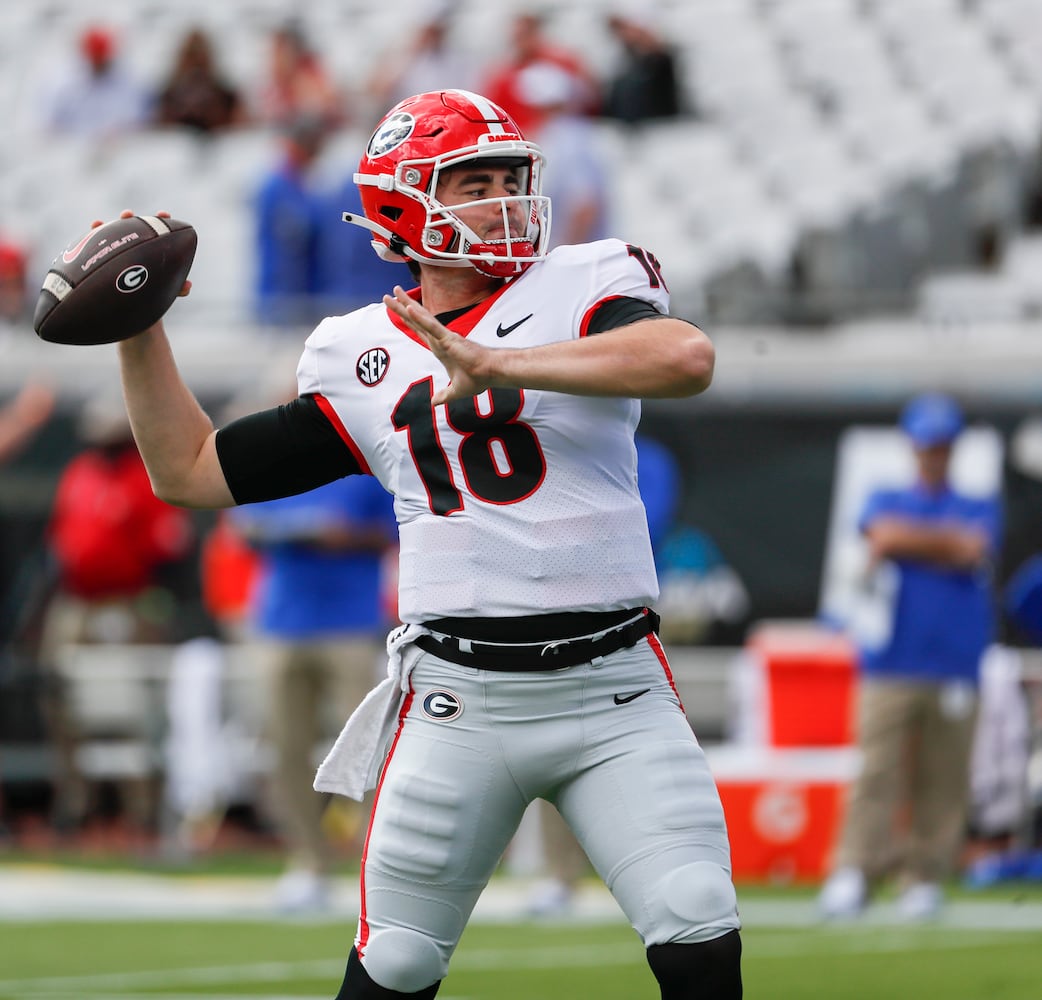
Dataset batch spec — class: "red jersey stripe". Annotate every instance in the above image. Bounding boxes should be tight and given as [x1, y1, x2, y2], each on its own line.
[355, 686, 415, 958]
[313, 393, 372, 474]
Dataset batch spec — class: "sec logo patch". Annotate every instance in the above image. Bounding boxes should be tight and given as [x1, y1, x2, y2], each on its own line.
[422, 690, 463, 721]
[357, 347, 390, 386]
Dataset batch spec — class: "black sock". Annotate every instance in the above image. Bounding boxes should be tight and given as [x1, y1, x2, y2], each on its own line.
[646, 931, 743, 999]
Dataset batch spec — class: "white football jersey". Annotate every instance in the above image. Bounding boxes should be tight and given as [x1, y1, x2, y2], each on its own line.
[296, 238, 672, 621]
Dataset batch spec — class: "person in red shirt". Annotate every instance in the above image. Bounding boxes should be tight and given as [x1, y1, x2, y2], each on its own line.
[0, 239, 29, 324]
[37, 397, 193, 833]
[48, 438, 190, 601]
[480, 10, 599, 136]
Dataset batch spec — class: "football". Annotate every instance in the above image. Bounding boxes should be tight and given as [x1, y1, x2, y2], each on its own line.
[33, 215, 197, 346]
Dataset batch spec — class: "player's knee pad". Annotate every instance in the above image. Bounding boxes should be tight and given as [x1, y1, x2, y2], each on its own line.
[646, 931, 743, 1000]
[646, 861, 739, 944]
[335, 945, 441, 999]
[340, 931, 444, 997]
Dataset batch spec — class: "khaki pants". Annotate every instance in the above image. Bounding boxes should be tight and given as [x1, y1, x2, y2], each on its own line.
[834, 677, 979, 885]
[260, 634, 381, 874]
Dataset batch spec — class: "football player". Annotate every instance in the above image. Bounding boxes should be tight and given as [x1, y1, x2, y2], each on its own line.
[113, 89, 742, 999]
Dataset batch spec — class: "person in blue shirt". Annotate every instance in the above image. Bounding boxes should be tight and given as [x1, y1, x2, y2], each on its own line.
[314, 172, 413, 317]
[819, 393, 1002, 921]
[253, 116, 327, 328]
[231, 473, 398, 913]
[254, 116, 412, 329]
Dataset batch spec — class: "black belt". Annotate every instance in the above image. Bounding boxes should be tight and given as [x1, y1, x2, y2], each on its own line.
[415, 609, 660, 671]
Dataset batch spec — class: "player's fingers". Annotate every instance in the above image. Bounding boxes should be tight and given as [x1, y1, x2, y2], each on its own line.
[112, 209, 170, 221]
[382, 291, 409, 323]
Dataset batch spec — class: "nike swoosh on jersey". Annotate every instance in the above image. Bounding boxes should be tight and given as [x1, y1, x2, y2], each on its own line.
[613, 688, 651, 705]
[496, 314, 533, 337]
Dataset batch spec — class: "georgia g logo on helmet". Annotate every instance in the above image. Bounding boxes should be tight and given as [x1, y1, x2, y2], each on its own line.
[368, 112, 415, 158]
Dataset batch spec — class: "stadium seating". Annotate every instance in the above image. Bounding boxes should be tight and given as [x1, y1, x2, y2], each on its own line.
[0, 0, 1039, 331]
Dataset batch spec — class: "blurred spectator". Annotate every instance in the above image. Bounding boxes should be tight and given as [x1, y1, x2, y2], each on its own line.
[38, 25, 150, 137]
[997, 560, 1042, 852]
[365, 1, 475, 119]
[254, 116, 412, 327]
[252, 20, 344, 132]
[0, 384, 53, 840]
[0, 238, 29, 326]
[153, 26, 246, 134]
[481, 10, 599, 137]
[0, 383, 53, 464]
[966, 644, 1032, 858]
[163, 447, 264, 855]
[315, 177, 415, 316]
[36, 397, 193, 833]
[655, 525, 750, 645]
[601, 3, 685, 124]
[818, 393, 1002, 922]
[516, 62, 611, 249]
[199, 511, 261, 642]
[253, 115, 328, 328]
[0, 381, 53, 837]
[230, 474, 398, 914]
[1006, 554, 1042, 647]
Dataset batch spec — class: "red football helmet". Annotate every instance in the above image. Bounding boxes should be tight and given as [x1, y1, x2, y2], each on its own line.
[346, 90, 552, 278]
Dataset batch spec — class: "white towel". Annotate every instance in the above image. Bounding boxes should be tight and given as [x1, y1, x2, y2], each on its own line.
[313, 623, 430, 800]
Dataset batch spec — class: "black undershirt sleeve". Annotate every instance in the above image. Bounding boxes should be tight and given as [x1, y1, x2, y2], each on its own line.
[215, 394, 364, 505]
[585, 295, 675, 334]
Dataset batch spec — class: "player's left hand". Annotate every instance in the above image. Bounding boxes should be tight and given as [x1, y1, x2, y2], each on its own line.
[384, 286, 493, 405]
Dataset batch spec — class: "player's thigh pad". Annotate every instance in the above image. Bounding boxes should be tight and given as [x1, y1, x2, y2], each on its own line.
[358, 659, 528, 988]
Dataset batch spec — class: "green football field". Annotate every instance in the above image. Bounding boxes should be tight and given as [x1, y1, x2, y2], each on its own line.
[1, 886, 1041, 1000]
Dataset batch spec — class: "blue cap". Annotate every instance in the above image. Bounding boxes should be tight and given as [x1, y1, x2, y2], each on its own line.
[899, 393, 964, 448]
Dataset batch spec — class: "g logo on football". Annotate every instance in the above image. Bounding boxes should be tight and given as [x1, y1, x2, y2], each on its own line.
[422, 690, 463, 722]
[115, 265, 148, 293]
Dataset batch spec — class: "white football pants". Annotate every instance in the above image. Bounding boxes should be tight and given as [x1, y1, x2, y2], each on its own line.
[354, 635, 740, 992]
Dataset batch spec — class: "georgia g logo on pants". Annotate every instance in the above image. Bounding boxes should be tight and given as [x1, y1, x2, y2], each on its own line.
[422, 690, 463, 721]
